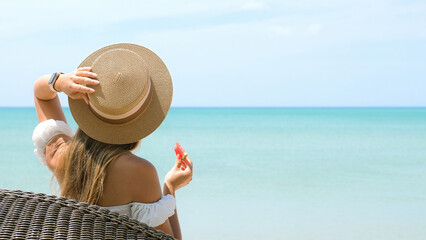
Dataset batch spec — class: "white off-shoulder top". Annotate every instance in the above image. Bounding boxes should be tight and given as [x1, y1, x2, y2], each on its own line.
[32, 119, 176, 227]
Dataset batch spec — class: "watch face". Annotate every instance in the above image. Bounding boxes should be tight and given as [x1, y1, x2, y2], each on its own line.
[49, 73, 58, 84]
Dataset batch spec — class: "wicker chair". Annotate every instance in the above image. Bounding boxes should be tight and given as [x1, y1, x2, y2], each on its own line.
[0, 189, 175, 239]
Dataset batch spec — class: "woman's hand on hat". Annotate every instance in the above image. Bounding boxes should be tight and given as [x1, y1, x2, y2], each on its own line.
[164, 156, 193, 195]
[55, 67, 99, 104]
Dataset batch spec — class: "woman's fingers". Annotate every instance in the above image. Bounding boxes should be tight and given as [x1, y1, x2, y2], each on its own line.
[82, 93, 89, 104]
[175, 155, 183, 168]
[180, 159, 187, 171]
[72, 83, 95, 94]
[78, 67, 92, 71]
[180, 158, 192, 176]
[185, 157, 193, 170]
[183, 162, 192, 177]
[73, 76, 99, 86]
[68, 92, 87, 100]
[75, 70, 97, 79]
[60, 68, 97, 100]
[71, 68, 98, 95]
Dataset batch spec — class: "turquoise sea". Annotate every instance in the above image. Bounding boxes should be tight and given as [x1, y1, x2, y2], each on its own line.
[0, 107, 425, 240]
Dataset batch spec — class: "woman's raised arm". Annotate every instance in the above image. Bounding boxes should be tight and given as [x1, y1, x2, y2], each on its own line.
[34, 74, 67, 123]
[33, 67, 98, 123]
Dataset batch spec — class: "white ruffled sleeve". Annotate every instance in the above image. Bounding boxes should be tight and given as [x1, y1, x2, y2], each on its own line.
[130, 194, 176, 227]
[32, 119, 74, 166]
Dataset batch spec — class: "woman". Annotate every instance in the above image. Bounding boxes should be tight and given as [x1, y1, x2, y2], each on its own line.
[32, 43, 192, 239]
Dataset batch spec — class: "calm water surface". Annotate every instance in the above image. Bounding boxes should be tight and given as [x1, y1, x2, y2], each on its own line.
[0, 107, 425, 240]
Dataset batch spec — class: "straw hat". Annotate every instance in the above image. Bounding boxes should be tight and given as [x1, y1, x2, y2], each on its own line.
[68, 43, 173, 144]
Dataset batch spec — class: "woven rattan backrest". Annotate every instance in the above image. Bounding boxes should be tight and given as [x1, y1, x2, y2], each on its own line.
[0, 189, 175, 239]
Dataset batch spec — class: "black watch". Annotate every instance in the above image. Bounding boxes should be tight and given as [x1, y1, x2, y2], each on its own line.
[48, 72, 61, 92]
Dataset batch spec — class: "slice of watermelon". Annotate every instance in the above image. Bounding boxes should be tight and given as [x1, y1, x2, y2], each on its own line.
[174, 143, 188, 171]
[176, 142, 188, 160]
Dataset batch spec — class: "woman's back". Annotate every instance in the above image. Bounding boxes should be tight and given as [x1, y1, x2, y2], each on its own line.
[39, 121, 181, 236]
[98, 152, 162, 206]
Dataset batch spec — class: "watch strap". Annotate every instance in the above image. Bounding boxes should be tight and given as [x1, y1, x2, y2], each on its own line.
[48, 72, 61, 92]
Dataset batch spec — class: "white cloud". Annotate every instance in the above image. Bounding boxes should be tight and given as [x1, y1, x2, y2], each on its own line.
[0, 0, 250, 38]
[241, 1, 266, 10]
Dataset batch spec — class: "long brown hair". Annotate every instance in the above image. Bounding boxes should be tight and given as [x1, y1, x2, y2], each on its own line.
[56, 128, 139, 205]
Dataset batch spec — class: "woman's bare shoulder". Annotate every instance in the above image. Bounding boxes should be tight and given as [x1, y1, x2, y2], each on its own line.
[106, 153, 162, 203]
[111, 153, 157, 177]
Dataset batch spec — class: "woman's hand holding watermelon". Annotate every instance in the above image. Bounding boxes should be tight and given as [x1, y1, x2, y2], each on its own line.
[164, 143, 193, 195]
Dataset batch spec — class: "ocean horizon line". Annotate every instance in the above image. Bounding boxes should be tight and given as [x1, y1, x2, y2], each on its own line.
[1, 106, 425, 109]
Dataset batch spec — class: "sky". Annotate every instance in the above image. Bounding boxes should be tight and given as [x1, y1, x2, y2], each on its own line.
[0, 0, 425, 107]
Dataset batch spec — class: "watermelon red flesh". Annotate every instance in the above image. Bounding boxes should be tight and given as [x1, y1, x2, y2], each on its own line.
[176, 142, 188, 159]
[174, 146, 181, 159]
[174, 145, 187, 170]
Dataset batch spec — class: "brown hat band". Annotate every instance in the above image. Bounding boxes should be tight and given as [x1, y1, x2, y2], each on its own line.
[88, 78, 153, 124]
